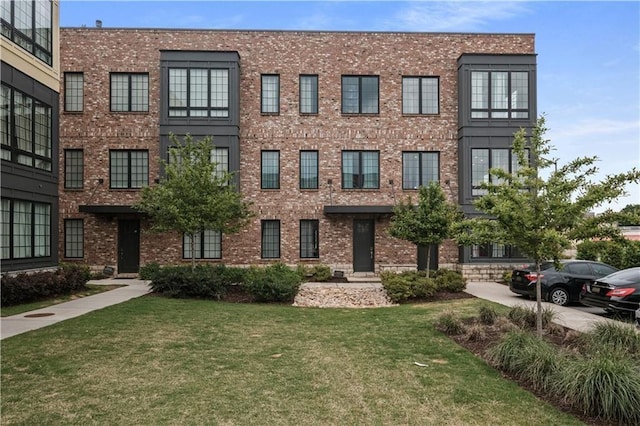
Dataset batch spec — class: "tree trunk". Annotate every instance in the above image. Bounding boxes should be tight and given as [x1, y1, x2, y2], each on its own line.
[535, 262, 543, 337]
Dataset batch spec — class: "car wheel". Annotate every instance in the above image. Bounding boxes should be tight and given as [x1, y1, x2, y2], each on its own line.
[548, 287, 569, 306]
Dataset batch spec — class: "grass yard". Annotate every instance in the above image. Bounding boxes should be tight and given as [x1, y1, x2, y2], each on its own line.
[1, 297, 583, 425]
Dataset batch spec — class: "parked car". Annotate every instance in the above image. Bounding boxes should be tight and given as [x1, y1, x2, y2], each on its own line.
[580, 267, 640, 315]
[510, 260, 619, 306]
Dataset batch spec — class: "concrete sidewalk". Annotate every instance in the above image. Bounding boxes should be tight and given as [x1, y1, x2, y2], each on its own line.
[466, 281, 619, 332]
[0, 279, 151, 340]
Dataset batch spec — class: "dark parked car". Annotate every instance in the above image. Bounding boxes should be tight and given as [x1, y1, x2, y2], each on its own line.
[510, 260, 619, 306]
[580, 267, 640, 315]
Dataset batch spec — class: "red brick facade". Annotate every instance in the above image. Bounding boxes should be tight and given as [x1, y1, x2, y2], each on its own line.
[58, 29, 535, 275]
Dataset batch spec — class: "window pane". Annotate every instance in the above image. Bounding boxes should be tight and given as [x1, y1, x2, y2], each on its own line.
[402, 78, 419, 114]
[261, 75, 279, 113]
[491, 72, 508, 111]
[111, 74, 129, 112]
[131, 74, 149, 112]
[110, 151, 128, 188]
[342, 151, 359, 189]
[33, 203, 50, 257]
[421, 152, 439, 185]
[13, 200, 31, 258]
[492, 149, 509, 185]
[210, 69, 229, 117]
[300, 150, 318, 189]
[130, 151, 149, 188]
[300, 220, 319, 258]
[511, 71, 528, 116]
[402, 152, 420, 189]
[65, 73, 84, 112]
[169, 69, 187, 110]
[421, 77, 439, 114]
[1, 85, 11, 159]
[183, 232, 202, 259]
[65, 219, 84, 258]
[1, 199, 10, 259]
[360, 77, 379, 114]
[471, 71, 488, 118]
[65, 149, 84, 189]
[262, 220, 280, 258]
[14, 91, 33, 157]
[190, 69, 208, 109]
[34, 103, 51, 168]
[211, 147, 229, 179]
[261, 151, 279, 189]
[202, 229, 221, 259]
[341, 77, 359, 114]
[361, 151, 379, 188]
[34, 0, 51, 50]
[300, 75, 318, 114]
[472, 149, 489, 196]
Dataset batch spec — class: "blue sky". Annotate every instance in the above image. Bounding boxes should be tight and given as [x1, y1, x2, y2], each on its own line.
[59, 1, 640, 212]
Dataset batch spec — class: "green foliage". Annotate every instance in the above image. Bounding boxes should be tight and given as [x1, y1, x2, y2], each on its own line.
[139, 262, 161, 280]
[1, 264, 90, 306]
[380, 271, 437, 303]
[576, 239, 640, 269]
[149, 264, 228, 299]
[434, 311, 466, 335]
[575, 240, 601, 261]
[434, 269, 467, 292]
[577, 322, 640, 359]
[243, 263, 303, 303]
[478, 305, 499, 325]
[507, 305, 556, 330]
[501, 270, 512, 283]
[296, 264, 332, 282]
[618, 204, 640, 226]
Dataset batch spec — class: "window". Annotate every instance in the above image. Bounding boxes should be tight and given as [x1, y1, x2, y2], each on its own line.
[471, 71, 529, 119]
[1, 0, 52, 65]
[0, 84, 52, 171]
[261, 150, 280, 189]
[64, 219, 83, 258]
[111, 73, 149, 112]
[341, 76, 379, 114]
[342, 151, 379, 189]
[64, 73, 84, 112]
[299, 75, 318, 114]
[211, 146, 229, 179]
[168, 68, 229, 117]
[299, 150, 318, 189]
[183, 230, 222, 259]
[472, 243, 522, 259]
[261, 220, 280, 259]
[109, 150, 148, 189]
[1, 198, 51, 260]
[471, 148, 527, 196]
[300, 220, 319, 258]
[261, 74, 279, 114]
[402, 152, 439, 189]
[402, 77, 439, 114]
[64, 149, 84, 189]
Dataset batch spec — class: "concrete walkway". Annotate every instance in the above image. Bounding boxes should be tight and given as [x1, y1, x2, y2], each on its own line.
[0, 279, 151, 340]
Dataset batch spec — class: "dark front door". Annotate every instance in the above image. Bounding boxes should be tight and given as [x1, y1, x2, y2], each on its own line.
[118, 219, 140, 273]
[353, 219, 375, 272]
[418, 245, 439, 271]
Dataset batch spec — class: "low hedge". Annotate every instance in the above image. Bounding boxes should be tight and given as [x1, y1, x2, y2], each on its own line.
[1, 263, 91, 307]
[243, 263, 303, 302]
[381, 269, 466, 303]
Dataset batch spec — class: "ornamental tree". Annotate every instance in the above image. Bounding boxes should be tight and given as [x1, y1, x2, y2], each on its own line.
[453, 116, 640, 336]
[134, 134, 253, 269]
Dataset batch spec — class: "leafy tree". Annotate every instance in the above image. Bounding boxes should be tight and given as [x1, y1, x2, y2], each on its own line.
[618, 204, 640, 226]
[389, 181, 461, 272]
[453, 116, 640, 336]
[135, 134, 253, 270]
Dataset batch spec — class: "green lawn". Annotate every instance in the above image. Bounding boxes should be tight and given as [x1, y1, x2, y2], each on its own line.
[1, 297, 583, 425]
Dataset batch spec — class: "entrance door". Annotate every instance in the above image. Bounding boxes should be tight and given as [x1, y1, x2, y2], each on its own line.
[418, 244, 439, 271]
[353, 219, 375, 272]
[118, 219, 140, 273]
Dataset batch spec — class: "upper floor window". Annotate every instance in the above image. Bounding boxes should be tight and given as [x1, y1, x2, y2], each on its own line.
[111, 73, 149, 112]
[183, 230, 221, 259]
[109, 150, 148, 189]
[471, 148, 528, 196]
[402, 76, 439, 115]
[261, 74, 280, 114]
[342, 151, 379, 189]
[471, 71, 529, 119]
[402, 152, 439, 190]
[299, 75, 318, 114]
[299, 150, 318, 189]
[342, 76, 379, 114]
[1, 0, 52, 65]
[300, 220, 319, 258]
[0, 83, 52, 171]
[64, 149, 84, 189]
[64, 73, 84, 112]
[261, 150, 280, 189]
[1, 198, 51, 260]
[211, 146, 229, 179]
[168, 68, 229, 117]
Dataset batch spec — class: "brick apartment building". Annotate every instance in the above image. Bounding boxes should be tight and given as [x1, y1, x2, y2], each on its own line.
[58, 27, 537, 278]
[1, 0, 60, 273]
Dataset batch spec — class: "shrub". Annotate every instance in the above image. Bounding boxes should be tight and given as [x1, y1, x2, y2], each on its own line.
[380, 271, 436, 303]
[501, 270, 512, 283]
[576, 239, 640, 269]
[478, 305, 499, 325]
[465, 323, 487, 341]
[243, 263, 302, 303]
[576, 240, 602, 262]
[297, 264, 332, 282]
[434, 311, 466, 335]
[139, 262, 161, 280]
[507, 305, 555, 330]
[577, 322, 640, 358]
[150, 264, 227, 299]
[434, 269, 467, 292]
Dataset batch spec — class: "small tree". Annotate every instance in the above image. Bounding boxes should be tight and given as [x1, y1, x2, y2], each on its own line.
[618, 204, 640, 226]
[453, 116, 640, 336]
[389, 181, 461, 272]
[135, 134, 253, 270]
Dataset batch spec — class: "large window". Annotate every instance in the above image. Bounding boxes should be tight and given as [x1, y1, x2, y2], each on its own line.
[471, 148, 527, 196]
[1, 198, 51, 260]
[0, 84, 52, 171]
[64, 73, 84, 112]
[299, 75, 318, 114]
[342, 151, 379, 189]
[64, 149, 84, 189]
[168, 68, 229, 117]
[183, 230, 222, 259]
[261, 150, 280, 189]
[64, 219, 83, 258]
[471, 71, 529, 119]
[402, 77, 439, 115]
[109, 150, 148, 189]
[211, 146, 229, 179]
[342, 76, 379, 114]
[261, 74, 279, 114]
[472, 243, 522, 260]
[1, 0, 52, 65]
[299, 150, 318, 189]
[261, 220, 280, 259]
[402, 152, 439, 189]
[111, 73, 149, 112]
[300, 220, 319, 258]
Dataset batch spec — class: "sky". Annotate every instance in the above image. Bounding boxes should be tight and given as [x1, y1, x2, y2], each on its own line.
[59, 0, 640, 213]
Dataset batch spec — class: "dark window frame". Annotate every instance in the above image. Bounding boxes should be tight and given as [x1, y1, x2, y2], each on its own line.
[64, 149, 84, 189]
[261, 74, 280, 114]
[402, 76, 440, 115]
[1, 0, 53, 65]
[1, 198, 51, 260]
[299, 150, 319, 190]
[182, 230, 222, 260]
[300, 219, 319, 259]
[341, 75, 379, 114]
[110, 72, 149, 112]
[402, 151, 440, 190]
[168, 67, 230, 118]
[261, 220, 281, 259]
[64, 72, 84, 112]
[261, 150, 280, 190]
[64, 218, 84, 258]
[341, 150, 380, 189]
[470, 70, 530, 119]
[109, 149, 149, 189]
[299, 74, 318, 114]
[471, 243, 523, 260]
[471, 148, 529, 196]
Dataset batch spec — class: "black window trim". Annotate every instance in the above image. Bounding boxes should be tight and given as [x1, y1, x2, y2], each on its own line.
[110, 72, 149, 113]
[260, 150, 280, 190]
[299, 150, 319, 190]
[64, 218, 84, 259]
[402, 75, 440, 115]
[299, 74, 319, 115]
[109, 149, 149, 189]
[182, 230, 222, 260]
[64, 149, 84, 189]
[299, 219, 320, 259]
[167, 67, 230, 118]
[0, 0, 53, 65]
[261, 219, 281, 259]
[63, 72, 84, 113]
[260, 74, 280, 115]
[470, 70, 530, 119]
[341, 150, 380, 189]
[401, 151, 440, 190]
[341, 75, 380, 115]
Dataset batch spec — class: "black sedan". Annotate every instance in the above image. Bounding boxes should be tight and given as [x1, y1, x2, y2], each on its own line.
[510, 260, 619, 306]
[580, 267, 640, 315]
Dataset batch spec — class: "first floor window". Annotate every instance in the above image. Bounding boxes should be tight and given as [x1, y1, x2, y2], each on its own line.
[402, 152, 439, 189]
[299, 150, 318, 189]
[183, 230, 222, 259]
[261, 220, 280, 259]
[110, 150, 148, 189]
[64, 149, 84, 189]
[1, 198, 51, 260]
[402, 76, 439, 115]
[342, 151, 379, 189]
[472, 148, 527, 196]
[472, 243, 522, 259]
[300, 220, 319, 258]
[64, 219, 84, 258]
[261, 150, 280, 189]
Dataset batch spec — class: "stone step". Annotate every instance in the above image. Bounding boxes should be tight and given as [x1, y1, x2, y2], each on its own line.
[293, 282, 395, 308]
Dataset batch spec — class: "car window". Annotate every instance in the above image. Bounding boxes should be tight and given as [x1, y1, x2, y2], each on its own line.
[564, 263, 591, 275]
[590, 263, 618, 277]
